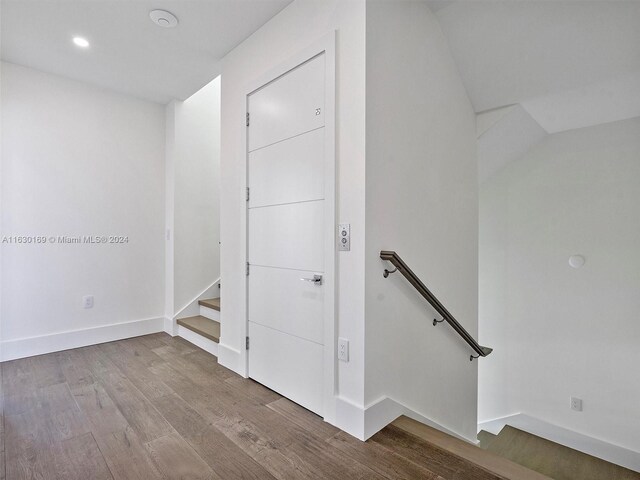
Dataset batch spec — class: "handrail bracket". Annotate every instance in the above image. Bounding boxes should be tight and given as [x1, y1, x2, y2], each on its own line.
[383, 267, 397, 278]
[380, 250, 493, 361]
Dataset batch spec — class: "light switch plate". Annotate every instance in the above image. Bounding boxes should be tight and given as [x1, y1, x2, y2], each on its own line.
[338, 224, 350, 251]
[338, 337, 349, 362]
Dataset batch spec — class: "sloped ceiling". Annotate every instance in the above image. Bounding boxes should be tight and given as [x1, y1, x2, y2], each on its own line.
[477, 105, 547, 183]
[429, 1, 640, 116]
[1, 0, 292, 103]
[427, 0, 640, 181]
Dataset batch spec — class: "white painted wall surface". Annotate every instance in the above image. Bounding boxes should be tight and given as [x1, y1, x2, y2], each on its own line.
[171, 77, 221, 315]
[479, 117, 640, 452]
[0, 59, 4, 360]
[164, 101, 176, 332]
[1, 62, 165, 358]
[219, 0, 366, 423]
[364, 1, 479, 442]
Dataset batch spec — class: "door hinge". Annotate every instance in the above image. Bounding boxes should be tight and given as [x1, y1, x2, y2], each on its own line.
[246, 187, 250, 201]
[246, 112, 250, 127]
[246, 336, 250, 350]
[246, 262, 250, 276]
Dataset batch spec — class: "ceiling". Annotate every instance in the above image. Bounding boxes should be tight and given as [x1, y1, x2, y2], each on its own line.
[1, 0, 292, 104]
[429, 0, 640, 117]
[427, 0, 640, 181]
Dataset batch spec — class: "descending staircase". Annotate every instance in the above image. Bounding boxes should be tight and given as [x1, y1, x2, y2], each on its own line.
[387, 416, 640, 479]
[477, 426, 640, 480]
[388, 416, 550, 479]
[176, 297, 221, 354]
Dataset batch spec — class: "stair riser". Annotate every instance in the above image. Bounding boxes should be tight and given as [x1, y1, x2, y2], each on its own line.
[177, 325, 219, 357]
[200, 305, 220, 321]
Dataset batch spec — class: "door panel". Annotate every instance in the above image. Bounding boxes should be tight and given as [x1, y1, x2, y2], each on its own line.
[248, 200, 324, 272]
[248, 265, 324, 344]
[248, 322, 324, 414]
[248, 54, 325, 152]
[247, 51, 328, 417]
[248, 127, 325, 209]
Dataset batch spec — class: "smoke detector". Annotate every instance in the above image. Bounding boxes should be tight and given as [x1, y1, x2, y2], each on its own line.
[150, 10, 178, 28]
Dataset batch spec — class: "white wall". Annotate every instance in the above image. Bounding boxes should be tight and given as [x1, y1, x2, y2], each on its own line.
[218, 0, 366, 427]
[0, 62, 165, 359]
[479, 117, 640, 452]
[364, 1, 480, 442]
[170, 77, 221, 315]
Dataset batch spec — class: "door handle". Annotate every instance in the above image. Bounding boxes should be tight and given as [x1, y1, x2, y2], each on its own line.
[300, 274, 323, 285]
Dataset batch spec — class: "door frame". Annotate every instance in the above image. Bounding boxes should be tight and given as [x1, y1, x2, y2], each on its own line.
[241, 32, 337, 423]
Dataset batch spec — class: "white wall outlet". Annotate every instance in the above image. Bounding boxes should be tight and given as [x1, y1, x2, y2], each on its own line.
[570, 396, 583, 412]
[338, 337, 349, 362]
[82, 295, 94, 309]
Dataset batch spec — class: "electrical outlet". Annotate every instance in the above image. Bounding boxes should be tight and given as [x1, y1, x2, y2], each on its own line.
[570, 396, 583, 412]
[338, 337, 349, 362]
[82, 295, 94, 309]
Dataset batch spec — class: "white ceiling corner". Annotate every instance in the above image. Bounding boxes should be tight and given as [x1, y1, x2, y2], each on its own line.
[476, 104, 518, 138]
[478, 105, 547, 184]
[521, 71, 640, 134]
[435, 1, 640, 181]
[433, 1, 640, 130]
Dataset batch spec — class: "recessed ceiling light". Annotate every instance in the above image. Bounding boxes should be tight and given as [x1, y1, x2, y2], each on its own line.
[149, 10, 178, 28]
[73, 36, 90, 48]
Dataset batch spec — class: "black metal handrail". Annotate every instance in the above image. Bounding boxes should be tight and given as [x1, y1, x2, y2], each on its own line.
[380, 250, 492, 361]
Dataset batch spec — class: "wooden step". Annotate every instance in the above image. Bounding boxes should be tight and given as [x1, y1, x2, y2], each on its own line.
[177, 315, 220, 343]
[391, 416, 551, 480]
[478, 430, 498, 450]
[199, 297, 220, 311]
[486, 426, 640, 480]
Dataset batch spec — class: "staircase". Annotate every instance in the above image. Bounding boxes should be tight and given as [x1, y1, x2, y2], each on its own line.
[477, 425, 640, 480]
[386, 416, 550, 479]
[175, 297, 221, 355]
[381, 417, 640, 479]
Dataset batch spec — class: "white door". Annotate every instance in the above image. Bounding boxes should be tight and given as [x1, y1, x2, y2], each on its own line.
[247, 53, 328, 415]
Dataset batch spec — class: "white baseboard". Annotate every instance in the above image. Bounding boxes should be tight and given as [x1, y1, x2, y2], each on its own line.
[478, 413, 640, 473]
[218, 342, 246, 377]
[401, 402, 477, 444]
[164, 316, 177, 336]
[1, 316, 164, 361]
[334, 396, 366, 440]
[363, 397, 404, 440]
[177, 325, 218, 357]
[333, 395, 474, 443]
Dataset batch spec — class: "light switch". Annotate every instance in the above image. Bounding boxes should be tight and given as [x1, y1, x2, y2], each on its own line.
[338, 224, 350, 251]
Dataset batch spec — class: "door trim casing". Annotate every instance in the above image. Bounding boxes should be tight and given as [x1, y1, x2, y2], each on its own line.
[241, 31, 337, 424]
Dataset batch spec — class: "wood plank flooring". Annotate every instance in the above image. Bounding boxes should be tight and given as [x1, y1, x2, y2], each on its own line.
[485, 426, 640, 480]
[1, 333, 504, 480]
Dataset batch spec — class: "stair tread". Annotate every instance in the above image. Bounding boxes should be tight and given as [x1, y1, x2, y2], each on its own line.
[478, 430, 498, 450]
[199, 297, 220, 311]
[177, 315, 220, 343]
[391, 416, 551, 480]
[486, 425, 640, 480]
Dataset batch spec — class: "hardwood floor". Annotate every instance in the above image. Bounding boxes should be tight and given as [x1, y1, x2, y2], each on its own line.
[484, 426, 640, 480]
[0, 333, 503, 480]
